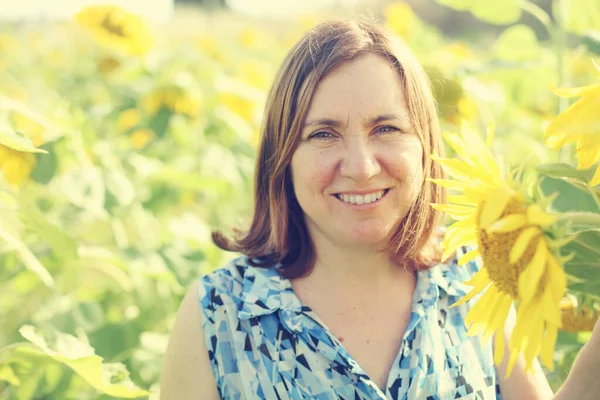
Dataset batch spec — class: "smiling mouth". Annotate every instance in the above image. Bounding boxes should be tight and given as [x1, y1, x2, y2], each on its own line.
[334, 188, 390, 205]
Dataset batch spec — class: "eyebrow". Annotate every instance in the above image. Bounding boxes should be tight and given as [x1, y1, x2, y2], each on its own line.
[302, 114, 407, 131]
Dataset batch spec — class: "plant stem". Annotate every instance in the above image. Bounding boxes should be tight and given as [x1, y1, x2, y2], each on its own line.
[521, 0, 553, 37]
[557, 212, 600, 228]
[552, 0, 568, 113]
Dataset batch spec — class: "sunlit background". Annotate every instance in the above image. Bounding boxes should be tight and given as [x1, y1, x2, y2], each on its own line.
[0, 0, 599, 398]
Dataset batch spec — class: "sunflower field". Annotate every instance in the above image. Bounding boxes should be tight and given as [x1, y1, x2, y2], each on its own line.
[0, 1, 599, 399]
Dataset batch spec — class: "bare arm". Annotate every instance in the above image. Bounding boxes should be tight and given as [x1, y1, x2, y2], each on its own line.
[553, 317, 600, 400]
[497, 305, 600, 400]
[496, 305, 554, 400]
[160, 281, 220, 400]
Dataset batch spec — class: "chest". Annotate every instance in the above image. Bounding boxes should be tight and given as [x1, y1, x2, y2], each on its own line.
[297, 291, 414, 391]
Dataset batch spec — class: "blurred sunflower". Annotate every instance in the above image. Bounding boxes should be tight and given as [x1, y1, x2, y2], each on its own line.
[117, 108, 142, 133]
[545, 61, 600, 187]
[141, 86, 200, 118]
[430, 121, 567, 377]
[130, 128, 155, 149]
[74, 5, 154, 57]
[559, 296, 600, 332]
[0, 145, 37, 186]
[385, 2, 419, 38]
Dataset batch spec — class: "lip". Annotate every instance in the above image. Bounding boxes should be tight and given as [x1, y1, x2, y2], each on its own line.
[332, 188, 391, 209]
[334, 188, 390, 196]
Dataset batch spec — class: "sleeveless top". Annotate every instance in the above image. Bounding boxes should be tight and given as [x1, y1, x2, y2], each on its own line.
[197, 247, 502, 400]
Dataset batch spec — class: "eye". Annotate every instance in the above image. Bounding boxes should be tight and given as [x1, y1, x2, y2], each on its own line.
[375, 125, 400, 135]
[309, 131, 335, 140]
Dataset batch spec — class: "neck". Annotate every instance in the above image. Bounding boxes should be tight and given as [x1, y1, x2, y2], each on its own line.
[295, 232, 415, 296]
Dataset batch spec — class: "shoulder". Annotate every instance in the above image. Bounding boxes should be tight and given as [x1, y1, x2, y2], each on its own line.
[160, 281, 220, 399]
[198, 255, 248, 306]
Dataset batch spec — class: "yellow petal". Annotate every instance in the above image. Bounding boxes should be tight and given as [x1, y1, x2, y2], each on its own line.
[481, 293, 511, 346]
[526, 203, 557, 227]
[546, 93, 600, 138]
[510, 227, 539, 264]
[451, 267, 491, 307]
[546, 255, 567, 303]
[518, 239, 548, 304]
[442, 226, 477, 261]
[485, 123, 495, 148]
[431, 156, 496, 186]
[447, 194, 477, 206]
[458, 248, 480, 266]
[479, 187, 513, 229]
[550, 82, 600, 98]
[442, 130, 471, 163]
[575, 136, 600, 170]
[465, 284, 499, 327]
[485, 214, 527, 234]
[540, 324, 558, 370]
[431, 203, 476, 220]
[522, 317, 544, 373]
[541, 287, 561, 327]
[494, 326, 505, 366]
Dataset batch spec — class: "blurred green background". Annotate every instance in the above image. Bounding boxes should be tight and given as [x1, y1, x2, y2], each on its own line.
[0, 0, 599, 398]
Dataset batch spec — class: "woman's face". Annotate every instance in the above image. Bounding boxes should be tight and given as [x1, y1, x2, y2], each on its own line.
[290, 53, 424, 250]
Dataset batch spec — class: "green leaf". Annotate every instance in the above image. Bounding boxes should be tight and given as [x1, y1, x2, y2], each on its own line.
[147, 167, 231, 192]
[58, 167, 107, 215]
[541, 176, 599, 213]
[0, 364, 20, 385]
[0, 221, 54, 287]
[19, 203, 78, 261]
[0, 124, 48, 154]
[471, 0, 521, 24]
[565, 0, 600, 35]
[19, 325, 149, 398]
[494, 25, 541, 61]
[537, 163, 595, 181]
[149, 106, 172, 138]
[104, 167, 136, 207]
[562, 230, 600, 291]
[432, 0, 521, 23]
[582, 30, 600, 56]
[432, 0, 473, 11]
[30, 142, 58, 184]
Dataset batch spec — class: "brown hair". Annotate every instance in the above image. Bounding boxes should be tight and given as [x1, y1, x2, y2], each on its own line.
[213, 19, 446, 278]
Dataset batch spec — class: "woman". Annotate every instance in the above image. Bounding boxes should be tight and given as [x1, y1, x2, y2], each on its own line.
[161, 20, 600, 399]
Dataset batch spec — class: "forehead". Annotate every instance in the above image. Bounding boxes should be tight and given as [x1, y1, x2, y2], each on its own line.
[305, 53, 408, 120]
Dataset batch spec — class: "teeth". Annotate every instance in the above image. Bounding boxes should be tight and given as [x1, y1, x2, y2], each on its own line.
[337, 190, 385, 205]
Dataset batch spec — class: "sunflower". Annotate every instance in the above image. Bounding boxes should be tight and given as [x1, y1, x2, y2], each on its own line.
[142, 86, 200, 118]
[74, 5, 154, 57]
[559, 296, 600, 332]
[545, 61, 600, 187]
[0, 145, 37, 186]
[430, 121, 568, 377]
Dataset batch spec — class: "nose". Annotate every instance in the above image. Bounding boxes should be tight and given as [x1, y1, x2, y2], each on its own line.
[339, 137, 381, 183]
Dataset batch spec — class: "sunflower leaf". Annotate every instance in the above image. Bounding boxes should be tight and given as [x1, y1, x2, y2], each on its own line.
[19, 325, 149, 398]
[0, 124, 48, 154]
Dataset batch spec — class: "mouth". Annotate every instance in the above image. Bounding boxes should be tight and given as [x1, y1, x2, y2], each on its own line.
[333, 188, 391, 205]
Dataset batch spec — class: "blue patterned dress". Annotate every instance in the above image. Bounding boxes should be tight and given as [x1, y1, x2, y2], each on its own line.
[198, 247, 502, 399]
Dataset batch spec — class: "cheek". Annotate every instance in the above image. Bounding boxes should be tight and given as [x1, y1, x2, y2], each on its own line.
[291, 149, 336, 195]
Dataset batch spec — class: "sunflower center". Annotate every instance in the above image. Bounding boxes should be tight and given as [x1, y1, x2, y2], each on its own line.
[101, 13, 127, 38]
[475, 197, 543, 299]
[560, 307, 600, 332]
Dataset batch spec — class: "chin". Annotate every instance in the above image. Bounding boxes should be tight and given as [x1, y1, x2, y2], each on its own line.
[343, 228, 392, 247]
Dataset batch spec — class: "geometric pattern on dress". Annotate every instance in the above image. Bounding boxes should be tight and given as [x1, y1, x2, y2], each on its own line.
[198, 247, 502, 399]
